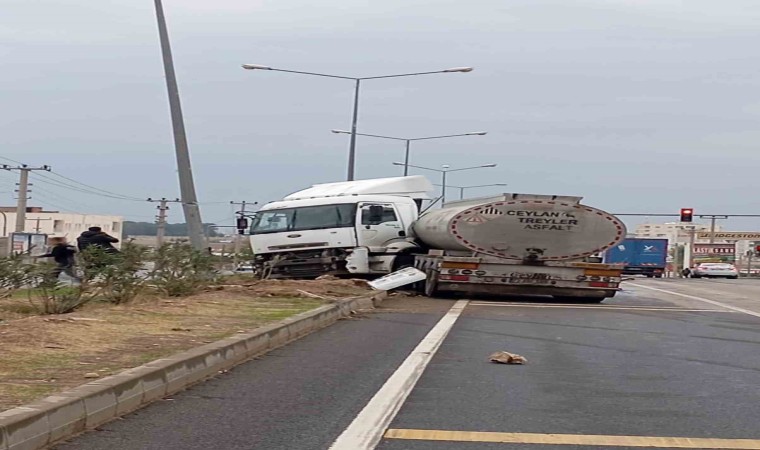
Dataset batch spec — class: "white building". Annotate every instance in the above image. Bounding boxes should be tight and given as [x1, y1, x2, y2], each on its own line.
[634, 221, 760, 266]
[634, 222, 723, 246]
[0, 206, 123, 243]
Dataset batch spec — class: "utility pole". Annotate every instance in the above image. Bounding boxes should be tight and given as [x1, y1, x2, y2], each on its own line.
[672, 244, 681, 278]
[148, 198, 180, 247]
[230, 201, 257, 269]
[688, 226, 696, 269]
[153, 0, 205, 250]
[2, 164, 51, 232]
[699, 215, 729, 244]
[746, 250, 753, 277]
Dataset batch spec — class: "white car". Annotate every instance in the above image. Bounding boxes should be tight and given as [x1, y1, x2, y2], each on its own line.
[691, 263, 738, 279]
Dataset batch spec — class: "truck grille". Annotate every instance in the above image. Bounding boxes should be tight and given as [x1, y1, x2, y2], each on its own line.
[268, 242, 328, 250]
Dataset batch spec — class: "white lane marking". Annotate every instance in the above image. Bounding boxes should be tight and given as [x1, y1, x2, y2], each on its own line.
[628, 283, 760, 319]
[468, 302, 731, 313]
[328, 299, 469, 450]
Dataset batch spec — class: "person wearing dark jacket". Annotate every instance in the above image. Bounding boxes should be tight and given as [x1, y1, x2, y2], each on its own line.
[77, 227, 119, 253]
[38, 237, 80, 280]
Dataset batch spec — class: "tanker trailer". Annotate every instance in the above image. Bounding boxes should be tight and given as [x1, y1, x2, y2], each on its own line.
[411, 193, 626, 302]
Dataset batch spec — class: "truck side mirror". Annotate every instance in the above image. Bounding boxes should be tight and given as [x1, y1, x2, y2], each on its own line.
[368, 205, 384, 225]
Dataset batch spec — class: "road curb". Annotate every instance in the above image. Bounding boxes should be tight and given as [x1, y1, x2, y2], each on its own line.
[0, 291, 386, 450]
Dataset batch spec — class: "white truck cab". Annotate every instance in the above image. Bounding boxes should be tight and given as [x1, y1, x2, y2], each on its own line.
[250, 176, 432, 278]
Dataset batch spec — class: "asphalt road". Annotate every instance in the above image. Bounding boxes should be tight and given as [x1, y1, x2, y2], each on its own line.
[57, 279, 760, 450]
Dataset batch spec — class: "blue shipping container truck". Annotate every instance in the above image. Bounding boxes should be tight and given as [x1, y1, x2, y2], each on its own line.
[604, 238, 668, 278]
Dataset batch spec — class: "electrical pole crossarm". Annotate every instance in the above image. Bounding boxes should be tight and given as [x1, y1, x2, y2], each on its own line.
[2, 165, 52, 233]
[147, 197, 181, 247]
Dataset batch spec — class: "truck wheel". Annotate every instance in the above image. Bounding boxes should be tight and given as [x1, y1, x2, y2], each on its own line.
[392, 254, 415, 272]
[654, 274, 663, 279]
[424, 270, 439, 297]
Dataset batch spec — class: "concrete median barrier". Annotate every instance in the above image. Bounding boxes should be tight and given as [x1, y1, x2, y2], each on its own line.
[0, 291, 386, 450]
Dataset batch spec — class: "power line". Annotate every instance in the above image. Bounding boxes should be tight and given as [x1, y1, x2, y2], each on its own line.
[47, 170, 144, 201]
[38, 172, 142, 201]
[30, 173, 144, 202]
[26, 184, 91, 213]
[3, 158, 145, 202]
[0, 155, 24, 165]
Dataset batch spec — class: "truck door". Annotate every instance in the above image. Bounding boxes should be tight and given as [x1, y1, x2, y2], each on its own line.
[357, 203, 403, 251]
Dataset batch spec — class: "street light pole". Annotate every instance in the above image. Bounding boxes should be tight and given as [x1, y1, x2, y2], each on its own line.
[332, 130, 486, 176]
[394, 162, 498, 208]
[433, 183, 508, 200]
[154, 0, 205, 250]
[441, 170, 448, 206]
[244, 65, 474, 181]
[347, 79, 361, 181]
[403, 140, 411, 176]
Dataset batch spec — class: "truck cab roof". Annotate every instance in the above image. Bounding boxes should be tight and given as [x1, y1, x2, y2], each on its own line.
[259, 194, 420, 211]
[283, 175, 433, 201]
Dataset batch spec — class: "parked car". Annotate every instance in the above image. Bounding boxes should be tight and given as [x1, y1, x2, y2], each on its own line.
[691, 263, 738, 279]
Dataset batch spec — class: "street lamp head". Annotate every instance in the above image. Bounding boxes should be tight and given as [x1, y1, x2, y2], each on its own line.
[241, 64, 272, 70]
[443, 67, 474, 73]
[469, 132, 488, 136]
[392, 162, 405, 166]
[482, 163, 497, 168]
[442, 164, 451, 169]
[331, 129, 351, 134]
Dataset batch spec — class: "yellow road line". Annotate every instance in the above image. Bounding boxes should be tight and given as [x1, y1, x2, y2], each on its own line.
[384, 429, 760, 449]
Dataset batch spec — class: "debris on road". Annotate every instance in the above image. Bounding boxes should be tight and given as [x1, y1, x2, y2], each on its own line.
[489, 351, 527, 365]
[368, 267, 426, 291]
[83, 372, 100, 379]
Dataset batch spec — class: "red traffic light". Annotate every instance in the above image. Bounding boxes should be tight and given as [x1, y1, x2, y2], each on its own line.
[680, 208, 694, 222]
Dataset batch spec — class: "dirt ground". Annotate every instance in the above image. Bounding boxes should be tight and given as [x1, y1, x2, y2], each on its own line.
[0, 278, 371, 411]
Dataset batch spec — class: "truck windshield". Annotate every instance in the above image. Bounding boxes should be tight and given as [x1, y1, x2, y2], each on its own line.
[250, 204, 357, 234]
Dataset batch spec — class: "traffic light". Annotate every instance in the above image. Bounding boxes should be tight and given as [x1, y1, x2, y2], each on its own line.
[680, 208, 694, 222]
[236, 217, 249, 235]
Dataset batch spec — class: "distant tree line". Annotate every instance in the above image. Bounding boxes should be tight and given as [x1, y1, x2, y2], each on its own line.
[123, 221, 223, 237]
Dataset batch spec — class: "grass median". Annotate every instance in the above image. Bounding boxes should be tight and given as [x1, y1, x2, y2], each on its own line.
[0, 278, 370, 411]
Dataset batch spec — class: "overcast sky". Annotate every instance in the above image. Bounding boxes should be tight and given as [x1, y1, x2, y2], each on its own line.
[1, 0, 759, 231]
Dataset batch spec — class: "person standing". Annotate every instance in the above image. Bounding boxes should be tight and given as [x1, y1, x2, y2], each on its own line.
[77, 226, 120, 254]
[38, 237, 80, 280]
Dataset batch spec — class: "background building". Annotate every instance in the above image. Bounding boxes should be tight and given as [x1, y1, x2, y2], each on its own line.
[634, 221, 760, 269]
[0, 206, 123, 243]
[634, 222, 723, 245]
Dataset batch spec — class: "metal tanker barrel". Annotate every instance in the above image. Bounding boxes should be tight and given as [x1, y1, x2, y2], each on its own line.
[412, 194, 626, 261]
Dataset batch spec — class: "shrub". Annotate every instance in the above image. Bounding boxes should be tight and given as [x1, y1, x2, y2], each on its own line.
[26, 264, 95, 314]
[81, 244, 149, 304]
[151, 243, 215, 297]
[0, 255, 34, 298]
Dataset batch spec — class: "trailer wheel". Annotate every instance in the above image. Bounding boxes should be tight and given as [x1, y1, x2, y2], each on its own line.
[424, 270, 439, 297]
